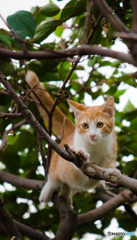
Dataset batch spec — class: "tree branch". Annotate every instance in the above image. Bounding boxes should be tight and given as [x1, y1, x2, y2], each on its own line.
[1, 73, 137, 196]
[124, 203, 137, 222]
[0, 199, 22, 240]
[47, 55, 81, 167]
[0, 119, 26, 152]
[92, 0, 129, 32]
[129, 0, 137, 63]
[52, 192, 77, 240]
[78, 189, 137, 228]
[0, 45, 134, 65]
[0, 73, 73, 162]
[15, 220, 50, 240]
[77, 189, 135, 228]
[0, 170, 43, 191]
[80, 161, 137, 194]
[0, 113, 22, 118]
[131, 0, 137, 32]
[83, 0, 94, 43]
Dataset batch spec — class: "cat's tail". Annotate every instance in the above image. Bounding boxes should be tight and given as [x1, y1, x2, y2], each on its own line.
[25, 70, 75, 138]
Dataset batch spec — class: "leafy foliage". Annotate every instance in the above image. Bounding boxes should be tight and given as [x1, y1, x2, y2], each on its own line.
[0, 0, 137, 239]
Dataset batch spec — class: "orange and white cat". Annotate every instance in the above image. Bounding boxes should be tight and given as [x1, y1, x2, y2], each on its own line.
[26, 71, 117, 205]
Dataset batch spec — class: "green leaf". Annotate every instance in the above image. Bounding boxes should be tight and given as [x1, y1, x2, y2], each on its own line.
[54, 25, 64, 37]
[88, 56, 98, 66]
[40, 3, 60, 17]
[123, 100, 135, 113]
[113, 89, 126, 98]
[0, 33, 11, 47]
[60, 0, 86, 20]
[34, 19, 62, 42]
[7, 134, 19, 145]
[130, 117, 137, 131]
[0, 59, 15, 76]
[7, 10, 36, 39]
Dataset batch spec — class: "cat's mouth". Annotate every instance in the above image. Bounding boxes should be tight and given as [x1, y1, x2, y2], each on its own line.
[88, 138, 99, 144]
[86, 134, 101, 144]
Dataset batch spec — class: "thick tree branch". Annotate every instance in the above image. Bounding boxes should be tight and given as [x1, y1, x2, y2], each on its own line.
[77, 189, 135, 228]
[0, 199, 22, 239]
[15, 220, 50, 240]
[52, 192, 77, 240]
[81, 161, 137, 194]
[0, 45, 134, 65]
[92, 0, 129, 32]
[0, 170, 43, 191]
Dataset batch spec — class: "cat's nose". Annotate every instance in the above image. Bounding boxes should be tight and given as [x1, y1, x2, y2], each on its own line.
[90, 134, 96, 139]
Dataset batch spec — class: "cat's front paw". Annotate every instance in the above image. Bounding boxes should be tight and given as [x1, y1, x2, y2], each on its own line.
[70, 146, 90, 160]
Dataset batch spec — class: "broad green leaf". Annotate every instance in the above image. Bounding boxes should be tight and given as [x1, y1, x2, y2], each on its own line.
[88, 57, 98, 66]
[60, 0, 86, 20]
[130, 118, 137, 131]
[7, 10, 36, 39]
[113, 89, 126, 98]
[40, 3, 60, 17]
[34, 19, 62, 42]
[7, 134, 19, 145]
[0, 33, 11, 47]
[54, 25, 64, 37]
[123, 100, 135, 113]
[0, 59, 15, 76]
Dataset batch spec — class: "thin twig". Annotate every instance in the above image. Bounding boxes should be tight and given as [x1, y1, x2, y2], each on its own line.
[131, 0, 137, 32]
[87, 14, 102, 43]
[124, 203, 137, 222]
[0, 113, 22, 118]
[23, 75, 49, 115]
[38, 136, 48, 179]
[83, 0, 94, 44]
[0, 119, 26, 151]
[56, 117, 67, 143]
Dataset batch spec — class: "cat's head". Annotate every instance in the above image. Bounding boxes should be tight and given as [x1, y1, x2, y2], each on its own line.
[68, 97, 115, 144]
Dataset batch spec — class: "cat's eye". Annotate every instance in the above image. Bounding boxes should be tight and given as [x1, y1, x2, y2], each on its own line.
[82, 123, 89, 129]
[97, 122, 104, 128]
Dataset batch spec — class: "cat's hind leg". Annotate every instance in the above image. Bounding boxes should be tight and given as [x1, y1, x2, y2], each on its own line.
[39, 178, 60, 203]
[59, 183, 72, 205]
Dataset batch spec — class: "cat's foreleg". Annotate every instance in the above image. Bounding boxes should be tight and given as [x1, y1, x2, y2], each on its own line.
[70, 146, 90, 161]
[39, 178, 59, 203]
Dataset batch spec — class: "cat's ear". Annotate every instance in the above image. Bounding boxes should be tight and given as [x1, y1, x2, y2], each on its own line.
[67, 99, 84, 117]
[102, 97, 115, 117]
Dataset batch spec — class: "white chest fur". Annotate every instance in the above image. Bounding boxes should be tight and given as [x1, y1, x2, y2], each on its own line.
[73, 130, 114, 167]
